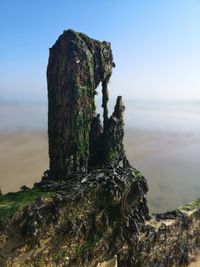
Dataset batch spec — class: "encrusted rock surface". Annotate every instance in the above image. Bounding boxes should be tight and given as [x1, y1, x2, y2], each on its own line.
[1, 169, 200, 266]
[97, 255, 117, 267]
[0, 165, 149, 266]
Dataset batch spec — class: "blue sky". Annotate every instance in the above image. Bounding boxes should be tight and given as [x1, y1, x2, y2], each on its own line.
[1, 0, 200, 103]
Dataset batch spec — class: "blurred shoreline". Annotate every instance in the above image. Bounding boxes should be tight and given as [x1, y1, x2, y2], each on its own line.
[0, 128, 200, 214]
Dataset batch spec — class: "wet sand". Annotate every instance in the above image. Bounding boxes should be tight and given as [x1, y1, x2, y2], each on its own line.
[125, 129, 200, 213]
[0, 131, 48, 193]
[0, 129, 200, 213]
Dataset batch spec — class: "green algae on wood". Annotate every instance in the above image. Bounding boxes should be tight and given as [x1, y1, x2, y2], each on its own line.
[47, 29, 127, 181]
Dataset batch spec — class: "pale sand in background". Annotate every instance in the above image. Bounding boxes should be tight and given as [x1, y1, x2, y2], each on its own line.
[0, 129, 200, 213]
[0, 131, 48, 193]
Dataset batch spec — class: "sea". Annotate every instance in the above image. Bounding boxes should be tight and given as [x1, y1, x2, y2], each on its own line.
[1, 99, 200, 134]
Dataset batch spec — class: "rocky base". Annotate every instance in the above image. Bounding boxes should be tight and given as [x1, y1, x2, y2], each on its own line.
[0, 165, 148, 266]
[0, 165, 200, 266]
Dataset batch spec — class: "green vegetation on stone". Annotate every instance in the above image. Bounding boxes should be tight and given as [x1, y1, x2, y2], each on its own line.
[179, 199, 200, 212]
[76, 233, 100, 257]
[0, 188, 55, 225]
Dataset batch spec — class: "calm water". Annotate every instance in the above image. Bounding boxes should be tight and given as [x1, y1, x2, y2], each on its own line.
[1, 100, 200, 134]
[125, 100, 200, 134]
[0, 103, 47, 131]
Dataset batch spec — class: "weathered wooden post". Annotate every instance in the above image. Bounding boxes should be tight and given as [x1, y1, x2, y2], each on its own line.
[47, 29, 127, 181]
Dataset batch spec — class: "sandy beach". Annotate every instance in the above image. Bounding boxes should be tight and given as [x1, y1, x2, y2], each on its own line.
[125, 129, 200, 213]
[0, 128, 200, 214]
[0, 131, 48, 194]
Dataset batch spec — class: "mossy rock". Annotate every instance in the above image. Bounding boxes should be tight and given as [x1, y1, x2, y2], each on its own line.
[0, 188, 55, 226]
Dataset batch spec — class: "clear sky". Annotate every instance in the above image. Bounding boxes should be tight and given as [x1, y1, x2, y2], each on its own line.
[1, 0, 200, 103]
